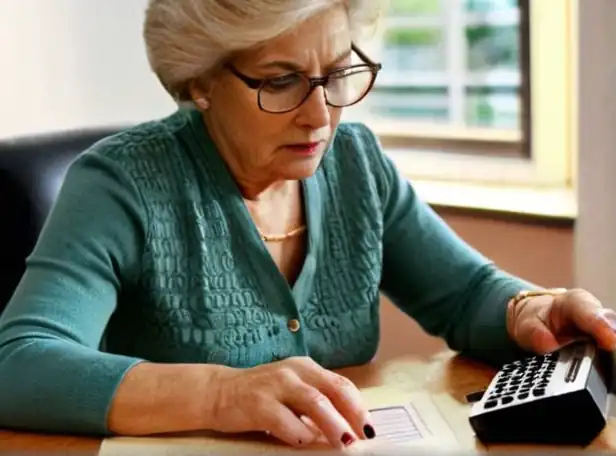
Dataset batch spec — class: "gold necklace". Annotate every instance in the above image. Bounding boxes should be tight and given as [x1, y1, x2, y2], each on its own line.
[259, 225, 307, 243]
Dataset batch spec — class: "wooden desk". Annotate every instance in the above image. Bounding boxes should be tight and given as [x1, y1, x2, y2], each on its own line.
[1, 351, 616, 453]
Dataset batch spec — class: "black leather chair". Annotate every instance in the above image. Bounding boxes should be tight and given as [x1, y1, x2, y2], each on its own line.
[0, 127, 125, 314]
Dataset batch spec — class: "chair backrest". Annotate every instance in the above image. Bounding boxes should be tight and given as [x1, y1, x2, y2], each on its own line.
[0, 127, 125, 314]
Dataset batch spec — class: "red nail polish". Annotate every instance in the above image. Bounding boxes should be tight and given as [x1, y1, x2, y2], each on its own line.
[341, 432, 355, 446]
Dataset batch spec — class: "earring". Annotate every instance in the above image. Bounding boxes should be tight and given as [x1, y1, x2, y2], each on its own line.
[195, 98, 210, 111]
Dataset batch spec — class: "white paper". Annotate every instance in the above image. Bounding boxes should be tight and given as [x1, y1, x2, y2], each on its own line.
[369, 405, 424, 443]
[100, 389, 469, 456]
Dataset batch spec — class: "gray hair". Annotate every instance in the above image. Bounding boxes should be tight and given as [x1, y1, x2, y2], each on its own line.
[143, 0, 384, 102]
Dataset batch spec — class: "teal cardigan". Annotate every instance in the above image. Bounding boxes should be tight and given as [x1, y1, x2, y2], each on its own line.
[0, 107, 531, 435]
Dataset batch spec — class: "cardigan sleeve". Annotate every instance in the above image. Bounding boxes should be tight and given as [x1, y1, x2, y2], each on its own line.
[0, 151, 146, 435]
[358, 125, 535, 366]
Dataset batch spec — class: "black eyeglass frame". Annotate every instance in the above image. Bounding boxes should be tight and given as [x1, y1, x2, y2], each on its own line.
[226, 43, 382, 114]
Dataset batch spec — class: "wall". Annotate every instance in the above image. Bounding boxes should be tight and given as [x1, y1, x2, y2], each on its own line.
[377, 209, 574, 360]
[0, 0, 175, 139]
[575, 0, 616, 310]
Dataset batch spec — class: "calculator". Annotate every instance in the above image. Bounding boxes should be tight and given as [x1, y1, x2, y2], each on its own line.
[468, 340, 614, 446]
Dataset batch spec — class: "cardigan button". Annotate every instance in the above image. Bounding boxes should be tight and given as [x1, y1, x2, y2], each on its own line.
[287, 319, 301, 333]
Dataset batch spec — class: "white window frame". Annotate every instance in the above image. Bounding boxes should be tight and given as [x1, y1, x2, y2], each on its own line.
[356, 0, 577, 201]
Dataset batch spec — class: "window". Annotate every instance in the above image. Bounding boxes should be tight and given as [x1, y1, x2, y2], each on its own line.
[345, 0, 577, 197]
[369, 0, 525, 133]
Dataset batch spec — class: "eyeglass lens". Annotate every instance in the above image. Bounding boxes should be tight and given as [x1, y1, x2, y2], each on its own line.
[259, 67, 374, 113]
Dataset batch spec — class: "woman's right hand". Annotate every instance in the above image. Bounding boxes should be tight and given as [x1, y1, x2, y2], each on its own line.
[210, 356, 376, 449]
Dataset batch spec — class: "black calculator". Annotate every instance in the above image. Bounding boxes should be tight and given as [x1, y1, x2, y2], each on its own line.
[468, 340, 614, 446]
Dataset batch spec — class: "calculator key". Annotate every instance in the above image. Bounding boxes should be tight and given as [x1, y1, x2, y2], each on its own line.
[532, 388, 546, 397]
[501, 396, 514, 405]
[484, 400, 498, 409]
[517, 392, 530, 400]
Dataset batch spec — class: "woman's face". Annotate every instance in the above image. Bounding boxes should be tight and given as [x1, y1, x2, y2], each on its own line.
[202, 5, 352, 187]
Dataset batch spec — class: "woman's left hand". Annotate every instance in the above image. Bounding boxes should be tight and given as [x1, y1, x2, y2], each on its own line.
[508, 288, 616, 353]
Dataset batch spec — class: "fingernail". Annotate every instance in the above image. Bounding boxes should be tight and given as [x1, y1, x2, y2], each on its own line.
[597, 309, 616, 330]
[341, 432, 355, 446]
[363, 424, 376, 439]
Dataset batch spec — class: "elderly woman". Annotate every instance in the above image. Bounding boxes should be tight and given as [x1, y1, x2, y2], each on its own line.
[0, 0, 615, 450]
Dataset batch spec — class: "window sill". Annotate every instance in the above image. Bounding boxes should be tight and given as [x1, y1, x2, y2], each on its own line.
[410, 179, 577, 221]
[385, 147, 569, 187]
[384, 147, 576, 221]
[369, 120, 521, 144]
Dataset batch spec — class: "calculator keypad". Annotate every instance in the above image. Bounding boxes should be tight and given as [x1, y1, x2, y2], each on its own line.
[483, 351, 559, 409]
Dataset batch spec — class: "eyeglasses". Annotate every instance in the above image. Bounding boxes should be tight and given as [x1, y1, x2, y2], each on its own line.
[226, 44, 382, 114]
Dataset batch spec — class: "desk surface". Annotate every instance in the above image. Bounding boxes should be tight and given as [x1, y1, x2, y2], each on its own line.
[2, 351, 616, 453]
